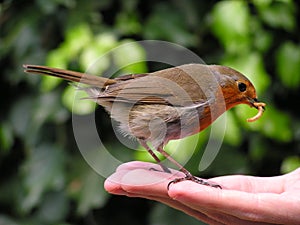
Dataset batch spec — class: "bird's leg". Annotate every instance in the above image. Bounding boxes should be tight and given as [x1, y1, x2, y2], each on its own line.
[156, 146, 222, 190]
[138, 140, 171, 173]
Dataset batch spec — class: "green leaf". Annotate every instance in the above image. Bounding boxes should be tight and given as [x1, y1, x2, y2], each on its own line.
[254, 0, 296, 31]
[9, 93, 68, 146]
[0, 215, 20, 225]
[281, 156, 300, 174]
[20, 144, 65, 213]
[223, 111, 242, 146]
[211, 1, 251, 53]
[151, 204, 202, 225]
[45, 24, 93, 70]
[45, 23, 93, 69]
[249, 136, 268, 161]
[46, 48, 69, 69]
[10, 97, 33, 138]
[64, 23, 93, 57]
[144, 3, 197, 46]
[79, 33, 117, 75]
[67, 156, 108, 216]
[134, 131, 208, 170]
[62, 85, 96, 115]
[76, 169, 107, 215]
[237, 104, 292, 142]
[0, 122, 14, 153]
[40, 75, 62, 92]
[251, 19, 273, 53]
[34, 191, 69, 224]
[80, 45, 111, 75]
[112, 40, 147, 74]
[276, 41, 300, 89]
[164, 132, 205, 168]
[205, 146, 249, 175]
[116, 11, 142, 35]
[235, 104, 262, 129]
[222, 52, 270, 94]
[134, 145, 163, 163]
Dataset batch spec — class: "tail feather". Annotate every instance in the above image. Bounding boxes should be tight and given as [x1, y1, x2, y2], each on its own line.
[23, 65, 116, 88]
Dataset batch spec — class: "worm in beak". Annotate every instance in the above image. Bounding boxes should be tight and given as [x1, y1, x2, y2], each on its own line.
[247, 98, 266, 122]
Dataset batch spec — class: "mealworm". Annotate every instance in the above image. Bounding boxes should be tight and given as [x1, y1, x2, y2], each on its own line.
[247, 102, 266, 122]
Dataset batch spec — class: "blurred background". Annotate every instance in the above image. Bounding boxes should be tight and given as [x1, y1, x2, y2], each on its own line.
[1, 0, 300, 224]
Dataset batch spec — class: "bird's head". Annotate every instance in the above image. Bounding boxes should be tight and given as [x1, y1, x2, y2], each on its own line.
[211, 65, 265, 112]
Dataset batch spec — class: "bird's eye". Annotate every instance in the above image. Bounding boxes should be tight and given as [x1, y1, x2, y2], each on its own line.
[238, 82, 247, 92]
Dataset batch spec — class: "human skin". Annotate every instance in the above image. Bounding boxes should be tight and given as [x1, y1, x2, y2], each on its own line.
[104, 161, 300, 225]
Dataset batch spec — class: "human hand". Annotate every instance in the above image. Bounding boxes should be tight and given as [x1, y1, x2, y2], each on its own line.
[104, 161, 300, 225]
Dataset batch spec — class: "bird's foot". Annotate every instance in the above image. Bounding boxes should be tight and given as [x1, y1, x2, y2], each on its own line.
[167, 174, 222, 190]
[149, 163, 172, 174]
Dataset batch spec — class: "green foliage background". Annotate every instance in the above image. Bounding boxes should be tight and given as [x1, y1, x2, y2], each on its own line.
[1, 0, 300, 225]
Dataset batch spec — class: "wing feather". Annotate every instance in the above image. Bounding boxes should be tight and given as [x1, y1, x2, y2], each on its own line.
[100, 66, 209, 106]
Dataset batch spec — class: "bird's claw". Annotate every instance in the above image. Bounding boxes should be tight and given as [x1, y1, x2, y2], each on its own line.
[167, 174, 222, 190]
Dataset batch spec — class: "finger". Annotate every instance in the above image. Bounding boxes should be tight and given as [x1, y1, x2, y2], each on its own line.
[105, 168, 223, 225]
[284, 167, 300, 192]
[116, 161, 288, 193]
[120, 168, 180, 198]
[105, 161, 163, 194]
[105, 166, 224, 224]
[105, 166, 183, 196]
[168, 181, 298, 224]
[209, 174, 285, 193]
[105, 164, 272, 225]
[104, 169, 131, 195]
[200, 209, 273, 225]
[106, 170, 270, 224]
[105, 161, 187, 197]
[166, 181, 271, 225]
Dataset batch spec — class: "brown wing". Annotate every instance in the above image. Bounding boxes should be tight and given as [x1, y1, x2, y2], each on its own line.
[100, 65, 212, 106]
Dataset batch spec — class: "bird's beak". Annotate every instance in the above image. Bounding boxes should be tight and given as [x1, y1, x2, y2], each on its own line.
[248, 97, 266, 111]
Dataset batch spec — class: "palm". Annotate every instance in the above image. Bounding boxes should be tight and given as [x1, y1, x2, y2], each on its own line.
[104, 161, 300, 225]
